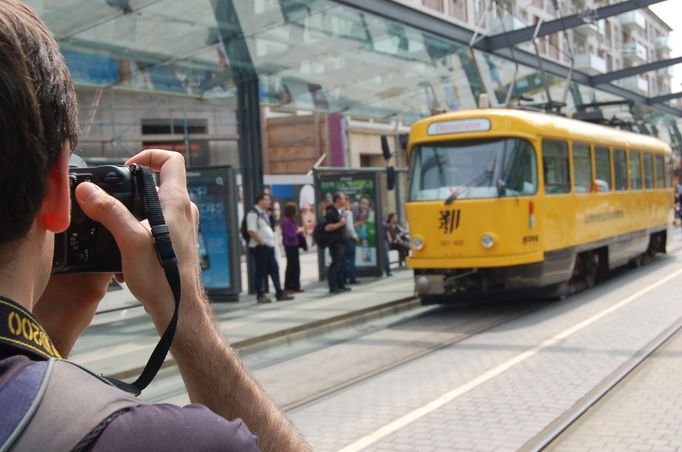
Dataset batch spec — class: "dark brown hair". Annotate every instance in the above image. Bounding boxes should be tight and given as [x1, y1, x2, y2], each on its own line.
[283, 202, 297, 219]
[0, 0, 79, 244]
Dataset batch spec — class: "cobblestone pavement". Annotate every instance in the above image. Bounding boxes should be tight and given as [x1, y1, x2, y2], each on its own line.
[286, 250, 682, 451]
[548, 326, 682, 452]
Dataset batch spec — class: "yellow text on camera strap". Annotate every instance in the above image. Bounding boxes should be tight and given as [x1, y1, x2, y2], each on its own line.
[0, 296, 61, 359]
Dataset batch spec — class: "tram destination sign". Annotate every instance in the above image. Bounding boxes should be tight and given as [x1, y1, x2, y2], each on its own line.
[427, 118, 491, 136]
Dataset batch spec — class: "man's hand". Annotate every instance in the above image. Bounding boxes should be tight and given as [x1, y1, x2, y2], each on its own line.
[33, 273, 113, 357]
[69, 150, 309, 450]
[74, 150, 203, 333]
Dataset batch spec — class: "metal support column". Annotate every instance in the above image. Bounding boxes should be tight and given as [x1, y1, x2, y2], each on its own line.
[211, 0, 263, 294]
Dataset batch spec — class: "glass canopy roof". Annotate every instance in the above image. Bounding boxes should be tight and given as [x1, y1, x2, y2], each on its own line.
[29, 0, 681, 139]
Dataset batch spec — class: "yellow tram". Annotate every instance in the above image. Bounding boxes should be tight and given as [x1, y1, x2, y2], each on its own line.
[405, 109, 674, 301]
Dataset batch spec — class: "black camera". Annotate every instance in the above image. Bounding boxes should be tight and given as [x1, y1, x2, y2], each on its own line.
[52, 165, 145, 273]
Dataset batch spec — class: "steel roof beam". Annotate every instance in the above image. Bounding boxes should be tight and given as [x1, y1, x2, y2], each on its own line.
[647, 91, 682, 105]
[483, 0, 666, 52]
[591, 57, 682, 85]
[331, 0, 682, 117]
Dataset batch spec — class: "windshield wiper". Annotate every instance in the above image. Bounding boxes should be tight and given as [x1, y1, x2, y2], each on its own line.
[443, 169, 492, 205]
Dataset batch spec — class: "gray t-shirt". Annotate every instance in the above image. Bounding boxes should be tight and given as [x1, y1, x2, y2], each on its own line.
[0, 354, 260, 451]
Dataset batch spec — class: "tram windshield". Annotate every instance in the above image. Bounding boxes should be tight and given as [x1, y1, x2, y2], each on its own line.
[409, 138, 537, 202]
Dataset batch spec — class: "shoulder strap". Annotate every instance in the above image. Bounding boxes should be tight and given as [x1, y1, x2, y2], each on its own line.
[0, 360, 52, 452]
[10, 360, 141, 452]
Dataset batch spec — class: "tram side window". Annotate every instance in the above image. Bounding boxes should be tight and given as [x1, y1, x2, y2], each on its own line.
[572, 143, 592, 193]
[542, 140, 570, 194]
[666, 157, 672, 188]
[594, 146, 611, 192]
[655, 155, 665, 188]
[644, 153, 654, 189]
[630, 151, 642, 190]
[613, 149, 627, 191]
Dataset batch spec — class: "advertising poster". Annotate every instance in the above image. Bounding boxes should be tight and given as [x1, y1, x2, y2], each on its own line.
[238, 182, 318, 252]
[270, 183, 318, 250]
[187, 167, 239, 299]
[317, 173, 382, 274]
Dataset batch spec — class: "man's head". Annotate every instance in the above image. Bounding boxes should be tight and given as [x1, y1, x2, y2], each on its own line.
[332, 192, 346, 208]
[256, 193, 272, 210]
[0, 1, 78, 246]
[359, 196, 370, 212]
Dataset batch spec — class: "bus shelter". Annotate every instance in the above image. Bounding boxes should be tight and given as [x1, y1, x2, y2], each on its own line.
[313, 167, 408, 280]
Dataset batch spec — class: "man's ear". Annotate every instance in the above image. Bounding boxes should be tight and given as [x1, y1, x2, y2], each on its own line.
[41, 144, 71, 233]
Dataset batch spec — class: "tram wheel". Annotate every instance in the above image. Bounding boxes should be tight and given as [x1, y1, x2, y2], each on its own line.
[584, 253, 598, 289]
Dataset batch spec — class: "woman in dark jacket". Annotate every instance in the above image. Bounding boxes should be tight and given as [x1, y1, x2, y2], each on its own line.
[282, 202, 304, 294]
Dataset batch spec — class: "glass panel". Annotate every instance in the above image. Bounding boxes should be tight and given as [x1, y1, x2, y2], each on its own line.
[655, 155, 665, 189]
[408, 138, 537, 201]
[573, 143, 591, 193]
[542, 140, 570, 194]
[666, 158, 673, 188]
[594, 146, 611, 192]
[614, 149, 627, 191]
[644, 153, 654, 189]
[630, 151, 642, 190]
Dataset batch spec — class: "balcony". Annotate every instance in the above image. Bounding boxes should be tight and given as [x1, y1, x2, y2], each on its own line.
[655, 36, 672, 51]
[622, 41, 648, 64]
[574, 53, 607, 75]
[621, 76, 649, 95]
[619, 11, 646, 31]
[573, 23, 599, 38]
[489, 15, 527, 34]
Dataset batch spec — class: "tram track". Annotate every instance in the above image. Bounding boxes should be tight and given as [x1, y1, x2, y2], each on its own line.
[523, 315, 682, 452]
[281, 301, 547, 413]
[285, 245, 682, 414]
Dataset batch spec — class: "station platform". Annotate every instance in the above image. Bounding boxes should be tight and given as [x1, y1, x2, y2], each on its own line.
[70, 261, 416, 379]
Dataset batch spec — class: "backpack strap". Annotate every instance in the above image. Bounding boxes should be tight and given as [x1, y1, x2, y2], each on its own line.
[0, 360, 52, 452]
[9, 360, 142, 452]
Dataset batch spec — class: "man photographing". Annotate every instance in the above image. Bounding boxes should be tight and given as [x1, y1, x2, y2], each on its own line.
[0, 1, 308, 450]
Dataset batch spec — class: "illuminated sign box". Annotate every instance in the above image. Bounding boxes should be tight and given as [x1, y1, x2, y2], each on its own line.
[427, 118, 491, 135]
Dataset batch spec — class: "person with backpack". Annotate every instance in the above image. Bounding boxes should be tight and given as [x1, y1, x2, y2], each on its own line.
[0, 3, 308, 450]
[245, 193, 293, 303]
[324, 193, 350, 294]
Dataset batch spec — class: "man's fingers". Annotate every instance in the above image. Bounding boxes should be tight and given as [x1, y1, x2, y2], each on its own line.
[75, 182, 148, 250]
[125, 149, 187, 187]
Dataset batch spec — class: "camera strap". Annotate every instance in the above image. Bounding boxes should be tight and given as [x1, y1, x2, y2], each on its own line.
[0, 296, 62, 360]
[105, 164, 181, 396]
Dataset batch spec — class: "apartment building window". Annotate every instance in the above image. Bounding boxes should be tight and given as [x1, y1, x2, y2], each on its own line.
[607, 55, 613, 72]
[533, 0, 543, 8]
[605, 23, 612, 47]
[449, 0, 466, 21]
[423, 0, 444, 12]
[549, 33, 559, 59]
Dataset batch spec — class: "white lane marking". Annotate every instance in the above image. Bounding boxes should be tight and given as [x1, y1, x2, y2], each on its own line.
[338, 267, 682, 452]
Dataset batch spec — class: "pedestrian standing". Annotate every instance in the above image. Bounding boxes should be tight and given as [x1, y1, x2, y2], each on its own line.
[343, 197, 359, 285]
[282, 202, 304, 294]
[247, 193, 294, 303]
[386, 212, 410, 267]
[325, 193, 350, 294]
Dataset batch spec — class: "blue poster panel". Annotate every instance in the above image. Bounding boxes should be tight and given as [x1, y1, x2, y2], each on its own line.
[187, 169, 233, 291]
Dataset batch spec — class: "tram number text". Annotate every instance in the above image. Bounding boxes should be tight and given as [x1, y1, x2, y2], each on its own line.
[441, 240, 464, 247]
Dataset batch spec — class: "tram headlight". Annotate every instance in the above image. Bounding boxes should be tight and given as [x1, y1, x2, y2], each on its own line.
[481, 233, 495, 249]
[411, 236, 425, 251]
